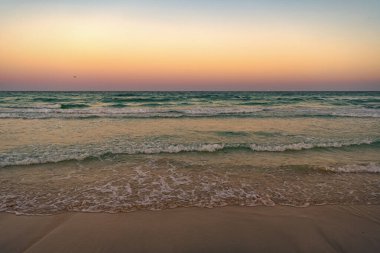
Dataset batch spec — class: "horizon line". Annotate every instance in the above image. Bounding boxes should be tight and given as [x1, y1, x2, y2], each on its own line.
[1, 90, 379, 92]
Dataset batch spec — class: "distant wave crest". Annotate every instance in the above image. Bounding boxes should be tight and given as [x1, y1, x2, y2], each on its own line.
[0, 106, 379, 119]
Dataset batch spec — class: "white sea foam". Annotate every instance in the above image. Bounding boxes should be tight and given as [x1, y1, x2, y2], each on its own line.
[249, 139, 375, 152]
[324, 163, 380, 173]
[1, 106, 379, 118]
[0, 139, 376, 167]
[0, 107, 265, 119]
[1, 159, 379, 215]
[331, 110, 380, 118]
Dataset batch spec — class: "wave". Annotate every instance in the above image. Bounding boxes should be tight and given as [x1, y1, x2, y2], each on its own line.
[0, 106, 379, 119]
[1, 104, 62, 109]
[1, 160, 379, 215]
[109, 103, 127, 108]
[60, 103, 90, 109]
[32, 97, 70, 103]
[249, 139, 376, 152]
[1, 139, 378, 167]
[323, 163, 380, 173]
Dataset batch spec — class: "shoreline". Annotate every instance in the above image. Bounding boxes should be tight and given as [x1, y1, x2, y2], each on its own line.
[2, 202, 380, 216]
[1, 205, 379, 253]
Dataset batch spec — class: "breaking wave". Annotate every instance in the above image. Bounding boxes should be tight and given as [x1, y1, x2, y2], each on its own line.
[249, 139, 376, 152]
[323, 163, 380, 173]
[1, 139, 378, 167]
[0, 106, 379, 119]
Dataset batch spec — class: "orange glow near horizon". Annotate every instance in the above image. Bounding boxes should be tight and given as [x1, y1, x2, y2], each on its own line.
[1, 5, 379, 90]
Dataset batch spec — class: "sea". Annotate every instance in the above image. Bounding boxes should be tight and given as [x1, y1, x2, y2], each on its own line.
[0, 91, 379, 214]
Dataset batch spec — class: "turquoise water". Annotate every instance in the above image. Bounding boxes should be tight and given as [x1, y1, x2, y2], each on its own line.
[0, 91, 379, 214]
[0, 91, 379, 119]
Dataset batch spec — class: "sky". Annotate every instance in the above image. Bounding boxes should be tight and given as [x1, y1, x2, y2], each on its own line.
[0, 0, 379, 91]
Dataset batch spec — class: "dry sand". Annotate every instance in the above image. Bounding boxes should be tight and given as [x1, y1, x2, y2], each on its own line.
[1, 205, 380, 253]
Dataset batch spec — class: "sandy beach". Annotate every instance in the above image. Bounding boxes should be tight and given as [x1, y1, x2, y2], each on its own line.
[1, 205, 380, 253]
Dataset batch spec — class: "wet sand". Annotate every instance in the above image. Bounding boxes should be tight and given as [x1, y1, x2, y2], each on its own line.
[1, 205, 380, 253]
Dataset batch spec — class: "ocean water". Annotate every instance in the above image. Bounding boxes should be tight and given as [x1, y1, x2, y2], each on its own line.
[0, 91, 379, 214]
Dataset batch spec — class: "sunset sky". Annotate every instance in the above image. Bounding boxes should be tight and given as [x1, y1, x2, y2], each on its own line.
[0, 0, 379, 90]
